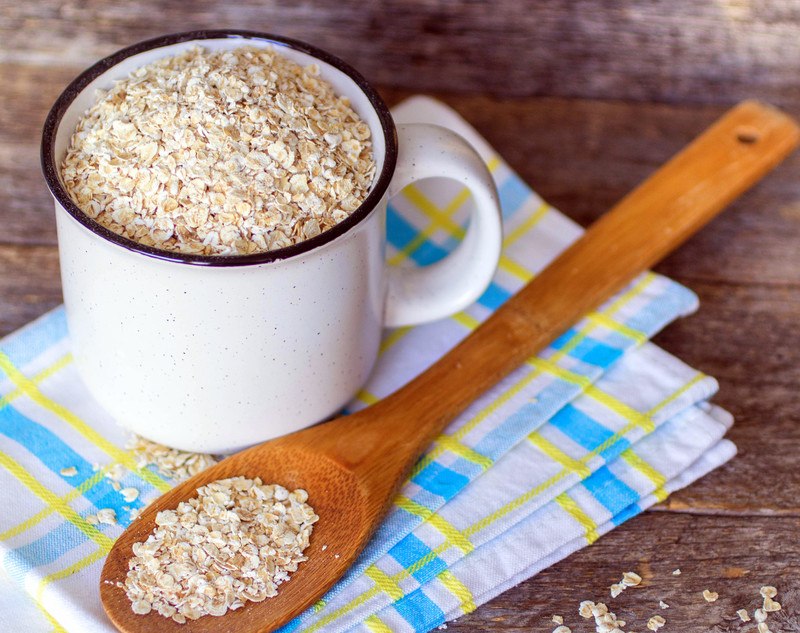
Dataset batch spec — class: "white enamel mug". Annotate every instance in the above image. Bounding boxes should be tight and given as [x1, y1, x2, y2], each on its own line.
[41, 30, 502, 453]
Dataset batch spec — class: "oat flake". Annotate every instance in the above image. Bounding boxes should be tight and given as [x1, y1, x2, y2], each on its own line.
[127, 434, 217, 482]
[702, 589, 719, 603]
[737, 609, 751, 622]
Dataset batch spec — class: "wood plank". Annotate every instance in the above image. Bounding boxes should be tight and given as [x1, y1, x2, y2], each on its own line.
[652, 280, 800, 517]
[0, 244, 62, 335]
[4, 1, 800, 107]
[0, 143, 58, 245]
[0, 63, 76, 144]
[446, 512, 800, 632]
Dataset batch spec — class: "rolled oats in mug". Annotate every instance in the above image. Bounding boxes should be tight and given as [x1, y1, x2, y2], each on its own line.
[61, 46, 376, 255]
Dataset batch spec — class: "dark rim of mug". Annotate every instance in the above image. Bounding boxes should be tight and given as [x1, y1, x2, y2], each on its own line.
[40, 30, 398, 267]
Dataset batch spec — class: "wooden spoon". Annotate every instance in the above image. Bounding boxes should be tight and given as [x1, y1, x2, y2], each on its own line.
[101, 101, 799, 632]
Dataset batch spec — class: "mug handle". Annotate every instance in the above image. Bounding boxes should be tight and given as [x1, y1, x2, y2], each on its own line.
[384, 123, 503, 327]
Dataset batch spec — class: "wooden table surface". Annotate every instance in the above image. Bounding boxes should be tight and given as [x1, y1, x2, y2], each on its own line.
[2, 2, 799, 631]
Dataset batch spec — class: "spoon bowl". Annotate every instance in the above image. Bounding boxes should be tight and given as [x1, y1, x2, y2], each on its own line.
[100, 101, 800, 632]
[101, 428, 379, 632]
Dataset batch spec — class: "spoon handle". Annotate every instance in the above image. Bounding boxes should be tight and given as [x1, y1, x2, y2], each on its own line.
[365, 100, 798, 469]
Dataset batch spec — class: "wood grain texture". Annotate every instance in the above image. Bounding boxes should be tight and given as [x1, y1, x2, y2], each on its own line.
[0, 245, 62, 335]
[4, 1, 800, 108]
[3, 3, 800, 631]
[445, 513, 800, 632]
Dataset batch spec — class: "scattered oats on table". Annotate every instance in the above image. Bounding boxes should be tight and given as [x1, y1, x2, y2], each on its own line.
[611, 570, 642, 598]
[752, 583, 783, 633]
[124, 476, 318, 623]
[760, 585, 782, 614]
[702, 589, 719, 602]
[737, 608, 751, 622]
[61, 45, 376, 256]
[577, 601, 627, 632]
[647, 614, 666, 631]
[59, 466, 78, 477]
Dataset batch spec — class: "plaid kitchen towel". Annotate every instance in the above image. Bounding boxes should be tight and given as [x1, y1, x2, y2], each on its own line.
[290, 355, 730, 633]
[0, 96, 735, 633]
[373, 433, 737, 633]
[354, 413, 736, 633]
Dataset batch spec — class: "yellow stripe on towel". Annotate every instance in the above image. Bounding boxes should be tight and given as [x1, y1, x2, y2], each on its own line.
[0, 352, 170, 493]
[555, 493, 599, 544]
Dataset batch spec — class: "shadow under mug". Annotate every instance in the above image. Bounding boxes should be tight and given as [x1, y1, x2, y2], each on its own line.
[41, 30, 503, 454]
